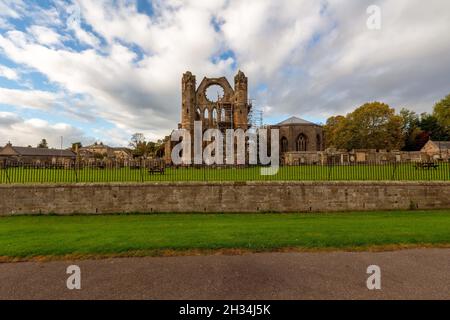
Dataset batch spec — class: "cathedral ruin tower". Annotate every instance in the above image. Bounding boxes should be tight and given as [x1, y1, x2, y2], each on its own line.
[233, 70, 249, 130]
[181, 71, 196, 131]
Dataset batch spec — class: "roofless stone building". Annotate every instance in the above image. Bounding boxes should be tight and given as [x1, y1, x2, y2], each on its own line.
[179, 70, 250, 133]
[164, 71, 324, 165]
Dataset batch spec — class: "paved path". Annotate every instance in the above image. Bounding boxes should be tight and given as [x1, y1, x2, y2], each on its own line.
[0, 249, 449, 300]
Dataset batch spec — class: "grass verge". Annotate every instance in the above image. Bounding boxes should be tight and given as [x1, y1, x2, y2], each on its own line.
[1, 210, 450, 262]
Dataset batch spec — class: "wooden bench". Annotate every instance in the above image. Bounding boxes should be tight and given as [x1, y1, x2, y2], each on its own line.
[148, 166, 165, 174]
[414, 162, 439, 170]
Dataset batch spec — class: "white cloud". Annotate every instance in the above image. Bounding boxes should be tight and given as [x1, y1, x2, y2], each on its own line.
[0, 17, 12, 29]
[0, 111, 21, 125]
[0, 87, 59, 110]
[0, 64, 18, 80]
[68, 20, 100, 48]
[0, 0, 449, 146]
[0, 0, 233, 138]
[219, 0, 327, 79]
[0, 0, 26, 19]
[0, 112, 88, 148]
[28, 25, 62, 46]
[247, 0, 450, 119]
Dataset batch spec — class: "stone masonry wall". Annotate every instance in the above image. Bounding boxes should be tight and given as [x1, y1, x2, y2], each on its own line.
[1, 181, 450, 215]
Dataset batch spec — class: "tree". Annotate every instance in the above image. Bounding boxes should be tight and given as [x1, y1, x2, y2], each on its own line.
[400, 108, 420, 135]
[414, 130, 431, 150]
[129, 133, 145, 149]
[155, 138, 166, 158]
[129, 133, 149, 158]
[37, 139, 48, 149]
[400, 108, 423, 151]
[324, 115, 349, 149]
[433, 94, 450, 134]
[324, 102, 404, 150]
[404, 127, 428, 151]
[419, 113, 449, 141]
[128, 134, 167, 159]
[349, 102, 404, 150]
[71, 142, 82, 151]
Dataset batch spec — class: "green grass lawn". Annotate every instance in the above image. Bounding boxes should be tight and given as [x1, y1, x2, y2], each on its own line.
[1, 163, 449, 183]
[1, 211, 450, 260]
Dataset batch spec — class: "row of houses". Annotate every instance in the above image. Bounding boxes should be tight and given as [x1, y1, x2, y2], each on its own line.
[0, 142, 133, 165]
[1, 140, 449, 167]
[282, 140, 450, 165]
[76, 142, 133, 162]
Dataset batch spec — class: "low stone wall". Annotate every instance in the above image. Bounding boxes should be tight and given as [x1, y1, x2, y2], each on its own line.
[1, 181, 450, 215]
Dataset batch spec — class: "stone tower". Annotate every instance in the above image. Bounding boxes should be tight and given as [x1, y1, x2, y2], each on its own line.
[233, 70, 249, 130]
[181, 71, 196, 131]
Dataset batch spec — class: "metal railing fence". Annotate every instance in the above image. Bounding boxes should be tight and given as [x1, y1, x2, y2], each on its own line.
[0, 159, 449, 184]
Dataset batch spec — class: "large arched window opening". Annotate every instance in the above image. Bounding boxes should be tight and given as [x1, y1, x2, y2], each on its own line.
[221, 108, 226, 122]
[296, 134, 307, 151]
[195, 107, 202, 121]
[281, 137, 288, 153]
[205, 84, 224, 102]
[212, 108, 218, 123]
[204, 108, 209, 120]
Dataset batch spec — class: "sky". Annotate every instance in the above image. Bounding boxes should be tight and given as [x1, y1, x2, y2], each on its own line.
[0, 0, 449, 148]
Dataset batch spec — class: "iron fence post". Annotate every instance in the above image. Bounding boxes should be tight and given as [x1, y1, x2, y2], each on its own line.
[5, 162, 11, 184]
[75, 163, 78, 183]
[391, 162, 397, 180]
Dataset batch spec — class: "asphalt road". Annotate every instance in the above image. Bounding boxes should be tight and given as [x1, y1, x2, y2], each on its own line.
[0, 249, 449, 300]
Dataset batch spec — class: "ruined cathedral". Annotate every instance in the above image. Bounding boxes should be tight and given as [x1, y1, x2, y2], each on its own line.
[180, 70, 250, 132]
[164, 70, 324, 165]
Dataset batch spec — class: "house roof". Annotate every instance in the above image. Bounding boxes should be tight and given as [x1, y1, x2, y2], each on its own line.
[9, 146, 76, 157]
[81, 143, 109, 149]
[113, 147, 133, 153]
[275, 116, 318, 126]
[431, 140, 450, 149]
[81, 144, 131, 152]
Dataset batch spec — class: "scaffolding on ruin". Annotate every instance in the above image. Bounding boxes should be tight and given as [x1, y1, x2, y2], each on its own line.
[248, 99, 263, 129]
[217, 103, 234, 131]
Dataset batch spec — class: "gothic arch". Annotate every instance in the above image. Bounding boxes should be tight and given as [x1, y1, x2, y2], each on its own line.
[196, 77, 235, 105]
[281, 137, 288, 153]
[296, 134, 307, 152]
[212, 108, 218, 123]
[195, 107, 202, 121]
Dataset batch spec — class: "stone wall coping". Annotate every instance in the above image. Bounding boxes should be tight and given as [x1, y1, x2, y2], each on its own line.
[1, 181, 450, 189]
